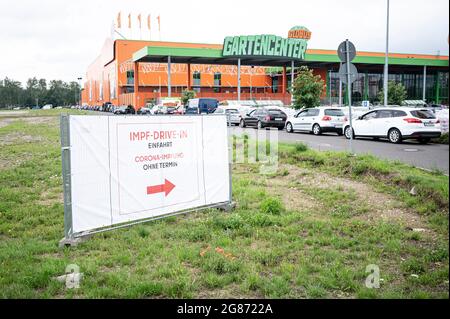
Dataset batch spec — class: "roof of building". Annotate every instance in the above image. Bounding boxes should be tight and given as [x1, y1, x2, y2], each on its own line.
[130, 40, 449, 68]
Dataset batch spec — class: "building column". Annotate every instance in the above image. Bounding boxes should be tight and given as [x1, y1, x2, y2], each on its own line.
[282, 66, 287, 94]
[167, 56, 172, 98]
[187, 63, 191, 90]
[133, 62, 139, 108]
[237, 58, 241, 101]
[422, 65, 427, 102]
[326, 70, 330, 105]
[363, 71, 369, 101]
[435, 72, 440, 104]
[291, 60, 295, 105]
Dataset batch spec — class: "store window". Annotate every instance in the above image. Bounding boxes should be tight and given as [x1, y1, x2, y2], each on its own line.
[193, 71, 201, 93]
[214, 72, 221, 93]
[126, 70, 134, 85]
[272, 77, 279, 93]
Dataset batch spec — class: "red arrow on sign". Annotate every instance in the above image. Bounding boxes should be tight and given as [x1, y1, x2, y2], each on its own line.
[146, 179, 175, 196]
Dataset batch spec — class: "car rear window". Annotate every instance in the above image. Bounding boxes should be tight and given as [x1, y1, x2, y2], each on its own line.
[324, 109, 345, 116]
[268, 109, 283, 114]
[410, 110, 436, 119]
[393, 110, 407, 117]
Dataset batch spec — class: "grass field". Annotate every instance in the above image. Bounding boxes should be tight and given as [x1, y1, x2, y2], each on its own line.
[0, 110, 448, 298]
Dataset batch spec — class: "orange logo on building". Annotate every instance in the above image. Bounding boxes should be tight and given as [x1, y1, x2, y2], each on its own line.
[288, 26, 311, 40]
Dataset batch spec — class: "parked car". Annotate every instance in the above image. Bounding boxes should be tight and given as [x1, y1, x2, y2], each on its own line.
[343, 107, 441, 144]
[42, 104, 53, 110]
[166, 106, 177, 115]
[285, 107, 346, 135]
[114, 106, 128, 115]
[239, 108, 287, 130]
[213, 108, 241, 125]
[174, 104, 186, 115]
[101, 102, 112, 112]
[185, 98, 219, 114]
[137, 107, 152, 115]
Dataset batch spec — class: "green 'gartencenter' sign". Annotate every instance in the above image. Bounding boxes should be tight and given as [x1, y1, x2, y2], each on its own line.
[222, 35, 308, 60]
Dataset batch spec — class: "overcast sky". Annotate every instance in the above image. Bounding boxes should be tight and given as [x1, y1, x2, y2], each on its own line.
[0, 0, 448, 85]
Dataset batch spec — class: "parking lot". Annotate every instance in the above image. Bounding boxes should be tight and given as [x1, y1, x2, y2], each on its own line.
[229, 126, 450, 174]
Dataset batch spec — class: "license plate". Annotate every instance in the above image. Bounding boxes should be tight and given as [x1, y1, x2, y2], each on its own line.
[424, 122, 435, 127]
[275, 118, 283, 121]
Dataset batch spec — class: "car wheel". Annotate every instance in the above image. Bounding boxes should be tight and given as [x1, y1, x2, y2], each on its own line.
[286, 122, 293, 133]
[344, 126, 354, 139]
[257, 121, 264, 130]
[312, 124, 321, 135]
[388, 128, 402, 144]
[418, 137, 431, 144]
[239, 119, 246, 128]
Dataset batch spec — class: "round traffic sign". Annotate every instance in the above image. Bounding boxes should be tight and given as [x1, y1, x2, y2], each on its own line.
[338, 62, 358, 84]
[337, 41, 356, 62]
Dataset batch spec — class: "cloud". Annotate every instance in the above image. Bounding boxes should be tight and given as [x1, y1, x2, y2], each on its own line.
[0, 0, 448, 85]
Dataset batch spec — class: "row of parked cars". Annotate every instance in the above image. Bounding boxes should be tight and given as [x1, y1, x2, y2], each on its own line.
[236, 106, 443, 144]
[80, 99, 445, 144]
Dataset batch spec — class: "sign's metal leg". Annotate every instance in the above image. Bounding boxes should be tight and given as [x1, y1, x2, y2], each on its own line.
[59, 114, 79, 248]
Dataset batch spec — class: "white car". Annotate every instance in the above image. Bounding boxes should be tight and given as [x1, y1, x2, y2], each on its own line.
[343, 107, 441, 144]
[285, 107, 346, 135]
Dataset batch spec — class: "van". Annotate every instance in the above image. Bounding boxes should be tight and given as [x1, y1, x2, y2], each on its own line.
[185, 98, 219, 114]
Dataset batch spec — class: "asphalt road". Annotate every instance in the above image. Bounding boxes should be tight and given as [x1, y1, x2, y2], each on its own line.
[229, 126, 450, 174]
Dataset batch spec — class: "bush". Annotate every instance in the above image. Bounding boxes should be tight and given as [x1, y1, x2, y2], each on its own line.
[213, 214, 245, 230]
[260, 197, 284, 215]
[295, 142, 308, 152]
[292, 66, 325, 109]
[438, 133, 448, 144]
[377, 81, 407, 105]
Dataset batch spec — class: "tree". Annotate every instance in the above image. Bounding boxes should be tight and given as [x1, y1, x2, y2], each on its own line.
[24, 77, 39, 107]
[0, 77, 23, 108]
[291, 66, 325, 109]
[377, 81, 407, 105]
[0, 77, 80, 109]
[180, 90, 196, 105]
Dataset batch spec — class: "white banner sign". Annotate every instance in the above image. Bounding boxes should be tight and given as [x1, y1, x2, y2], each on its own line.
[66, 115, 230, 235]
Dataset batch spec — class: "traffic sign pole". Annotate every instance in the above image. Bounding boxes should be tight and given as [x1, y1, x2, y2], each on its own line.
[345, 39, 354, 155]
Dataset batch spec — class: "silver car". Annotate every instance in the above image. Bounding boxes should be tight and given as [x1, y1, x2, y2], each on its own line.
[213, 108, 241, 126]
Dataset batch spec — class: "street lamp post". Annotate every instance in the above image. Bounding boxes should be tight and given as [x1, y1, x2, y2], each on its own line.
[383, 0, 390, 106]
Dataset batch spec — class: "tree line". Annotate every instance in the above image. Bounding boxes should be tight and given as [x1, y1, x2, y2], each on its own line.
[0, 77, 81, 109]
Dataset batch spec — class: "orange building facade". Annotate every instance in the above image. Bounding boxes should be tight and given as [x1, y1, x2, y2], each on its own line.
[82, 38, 326, 108]
[82, 35, 449, 109]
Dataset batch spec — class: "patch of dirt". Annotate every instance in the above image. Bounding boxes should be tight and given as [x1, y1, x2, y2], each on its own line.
[0, 118, 16, 129]
[38, 189, 64, 206]
[265, 164, 430, 231]
[195, 284, 264, 299]
[0, 132, 45, 146]
[21, 116, 58, 126]
[0, 116, 57, 130]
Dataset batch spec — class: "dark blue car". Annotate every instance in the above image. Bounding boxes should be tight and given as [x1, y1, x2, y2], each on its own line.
[185, 98, 219, 114]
